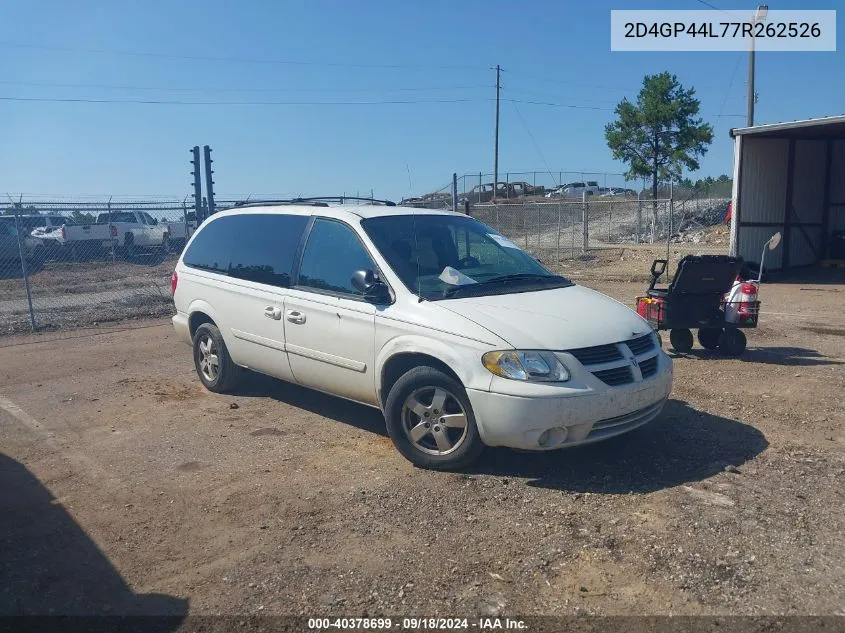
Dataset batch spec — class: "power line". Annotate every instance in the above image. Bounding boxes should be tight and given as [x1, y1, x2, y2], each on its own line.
[0, 94, 747, 117]
[508, 99, 559, 188]
[692, 0, 742, 19]
[504, 99, 613, 111]
[502, 87, 622, 107]
[0, 95, 488, 106]
[508, 98, 745, 118]
[0, 41, 491, 71]
[714, 53, 746, 131]
[0, 79, 493, 94]
[500, 69, 641, 92]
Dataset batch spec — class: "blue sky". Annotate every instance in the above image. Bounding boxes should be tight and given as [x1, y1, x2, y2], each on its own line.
[0, 0, 842, 201]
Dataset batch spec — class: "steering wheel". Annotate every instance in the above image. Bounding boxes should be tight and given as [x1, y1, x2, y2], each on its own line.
[457, 256, 480, 269]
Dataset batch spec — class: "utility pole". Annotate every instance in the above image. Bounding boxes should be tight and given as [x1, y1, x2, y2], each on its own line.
[493, 64, 500, 196]
[746, 37, 756, 127]
[203, 145, 215, 219]
[190, 146, 203, 222]
[747, 5, 768, 127]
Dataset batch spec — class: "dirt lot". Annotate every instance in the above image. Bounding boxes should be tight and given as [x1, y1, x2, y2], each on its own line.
[0, 254, 176, 335]
[1, 269, 844, 620]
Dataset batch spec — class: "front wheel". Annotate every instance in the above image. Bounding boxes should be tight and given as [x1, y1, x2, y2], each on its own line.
[669, 328, 694, 354]
[384, 366, 484, 470]
[121, 233, 137, 259]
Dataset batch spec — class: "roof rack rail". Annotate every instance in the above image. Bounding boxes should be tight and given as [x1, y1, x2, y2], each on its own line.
[229, 199, 329, 208]
[290, 196, 396, 207]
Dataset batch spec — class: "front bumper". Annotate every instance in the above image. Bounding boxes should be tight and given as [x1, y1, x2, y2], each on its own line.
[467, 352, 673, 450]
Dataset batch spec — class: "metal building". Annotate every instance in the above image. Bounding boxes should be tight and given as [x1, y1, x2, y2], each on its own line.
[729, 115, 845, 270]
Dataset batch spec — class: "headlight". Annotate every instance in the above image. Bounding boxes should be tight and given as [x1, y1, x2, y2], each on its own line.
[482, 350, 570, 382]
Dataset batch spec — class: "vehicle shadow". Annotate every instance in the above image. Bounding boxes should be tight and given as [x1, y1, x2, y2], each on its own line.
[680, 346, 843, 367]
[122, 249, 172, 266]
[231, 376, 768, 495]
[233, 372, 387, 437]
[0, 453, 188, 622]
[470, 399, 769, 494]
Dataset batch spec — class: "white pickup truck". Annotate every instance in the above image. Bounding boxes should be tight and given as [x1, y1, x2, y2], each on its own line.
[164, 212, 198, 252]
[37, 210, 168, 258]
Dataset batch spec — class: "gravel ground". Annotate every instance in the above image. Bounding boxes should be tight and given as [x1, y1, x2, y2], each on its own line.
[1, 269, 844, 623]
[0, 255, 176, 335]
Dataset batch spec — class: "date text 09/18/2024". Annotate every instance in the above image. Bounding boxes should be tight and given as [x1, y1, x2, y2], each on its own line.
[307, 617, 528, 630]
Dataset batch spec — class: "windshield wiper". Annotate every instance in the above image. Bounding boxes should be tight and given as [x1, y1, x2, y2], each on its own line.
[442, 273, 568, 298]
[484, 273, 556, 284]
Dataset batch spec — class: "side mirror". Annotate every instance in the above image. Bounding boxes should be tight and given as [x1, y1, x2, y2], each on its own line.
[351, 269, 391, 303]
[767, 232, 782, 250]
[650, 259, 667, 278]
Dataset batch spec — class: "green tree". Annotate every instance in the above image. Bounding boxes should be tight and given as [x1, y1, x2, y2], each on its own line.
[605, 72, 713, 222]
[71, 210, 96, 224]
[3, 204, 39, 216]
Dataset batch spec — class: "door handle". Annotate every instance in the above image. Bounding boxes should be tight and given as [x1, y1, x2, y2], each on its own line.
[285, 310, 306, 324]
[264, 306, 282, 320]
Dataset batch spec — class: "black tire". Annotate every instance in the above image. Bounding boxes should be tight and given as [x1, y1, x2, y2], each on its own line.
[122, 233, 135, 259]
[193, 323, 241, 393]
[698, 327, 722, 350]
[719, 329, 747, 357]
[669, 328, 694, 354]
[384, 366, 484, 471]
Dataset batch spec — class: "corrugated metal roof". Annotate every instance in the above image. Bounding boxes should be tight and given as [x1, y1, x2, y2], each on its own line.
[730, 114, 845, 138]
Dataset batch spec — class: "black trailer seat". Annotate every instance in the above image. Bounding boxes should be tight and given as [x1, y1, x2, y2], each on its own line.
[647, 255, 743, 298]
[646, 255, 744, 328]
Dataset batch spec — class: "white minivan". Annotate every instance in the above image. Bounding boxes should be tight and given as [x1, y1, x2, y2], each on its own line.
[171, 200, 672, 470]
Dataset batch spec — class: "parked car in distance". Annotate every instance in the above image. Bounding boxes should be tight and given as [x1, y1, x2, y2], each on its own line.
[507, 182, 545, 197]
[399, 192, 453, 210]
[459, 182, 521, 205]
[171, 201, 673, 470]
[544, 182, 594, 198]
[605, 187, 638, 197]
[37, 210, 168, 258]
[165, 211, 198, 252]
[0, 216, 47, 268]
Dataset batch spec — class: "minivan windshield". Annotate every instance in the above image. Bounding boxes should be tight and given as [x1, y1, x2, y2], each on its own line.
[361, 214, 572, 300]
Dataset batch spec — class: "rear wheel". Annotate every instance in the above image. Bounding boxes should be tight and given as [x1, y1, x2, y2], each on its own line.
[669, 328, 694, 354]
[719, 329, 747, 357]
[698, 328, 722, 350]
[193, 323, 241, 392]
[384, 366, 483, 471]
[122, 233, 135, 259]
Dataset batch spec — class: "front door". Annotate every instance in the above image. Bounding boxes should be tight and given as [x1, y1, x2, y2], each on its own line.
[284, 218, 379, 405]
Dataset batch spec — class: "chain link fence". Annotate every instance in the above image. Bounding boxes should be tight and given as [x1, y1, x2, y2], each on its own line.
[0, 198, 248, 342]
[0, 193, 731, 342]
[471, 194, 731, 265]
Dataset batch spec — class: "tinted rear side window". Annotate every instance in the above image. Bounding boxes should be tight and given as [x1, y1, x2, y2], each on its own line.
[227, 214, 308, 287]
[183, 216, 230, 274]
[183, 213, 308, 287]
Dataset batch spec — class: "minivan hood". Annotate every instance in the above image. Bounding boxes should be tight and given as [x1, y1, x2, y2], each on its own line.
[438, 285, 650, 350]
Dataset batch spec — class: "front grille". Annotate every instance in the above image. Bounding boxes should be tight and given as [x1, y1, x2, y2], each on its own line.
[639, 355, 658, 378]
[588, 400, 666, 440]
[592, 366, 633, 386]
[567, 343, 624, 366]
[626, 333, 656, 355]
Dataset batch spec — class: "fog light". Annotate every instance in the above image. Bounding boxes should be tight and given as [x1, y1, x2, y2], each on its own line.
[538, 430, 551, 447]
